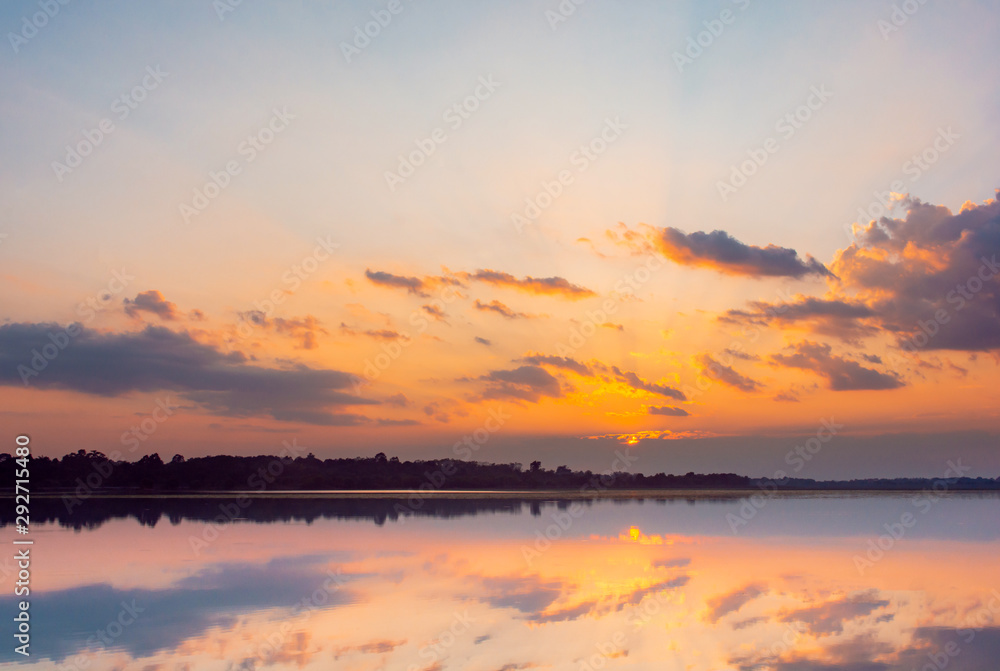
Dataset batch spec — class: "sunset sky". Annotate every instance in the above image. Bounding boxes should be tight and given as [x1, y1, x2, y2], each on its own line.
[2, 0, 999, 477]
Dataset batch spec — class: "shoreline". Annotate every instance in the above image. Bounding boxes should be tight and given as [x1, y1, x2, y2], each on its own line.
[12, 488, 1000, 500]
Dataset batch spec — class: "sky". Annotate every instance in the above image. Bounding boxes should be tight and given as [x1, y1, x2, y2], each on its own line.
[1, 0, 999, 478]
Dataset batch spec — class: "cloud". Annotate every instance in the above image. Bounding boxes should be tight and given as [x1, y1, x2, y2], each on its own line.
[695, 354, 763, 392]
[271, 316, 328, 349]
[364, 269, 428, 296]
[478, 575, 563, 615]
[384, 393, 409, 407]
[606, 365, 686, 400]
[773, 391, 800, 402]
[333, 639, 407, 660]
[339, 324, 408, 341]
[771, 341, 904, 391]
[422, 304, 448, 322]
[464, 269, 595, 299]
[721, 296, 880, 345]
[648, 406, 690, 416]
[516, 354, 687, 401]
[519, 354, 592, 376]
[123, 290, 181, 320]
[479, 365, 563, 402]
[474, 299, 530, 319]
[704, 583, 766, 623]
[834, 194, 1000, 351]
[0, 323, 377, 425]
[779, 589, 889, 635]
[652, 557, 691, 568]
[236, 312, 329, 349]
[475, 336, 492, 346]
[724, 347, 758, 361]
[650, 227, 832, 278]
[0, 555, 355, 662]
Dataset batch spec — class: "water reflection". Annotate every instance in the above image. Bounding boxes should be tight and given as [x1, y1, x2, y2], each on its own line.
[1, 495, 998, 670]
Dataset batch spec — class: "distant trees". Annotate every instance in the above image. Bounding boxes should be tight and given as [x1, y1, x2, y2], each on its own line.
[1, 450, 998, 493]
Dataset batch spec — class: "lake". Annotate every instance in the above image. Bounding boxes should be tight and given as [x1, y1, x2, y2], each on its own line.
[3, 492, 999, 670]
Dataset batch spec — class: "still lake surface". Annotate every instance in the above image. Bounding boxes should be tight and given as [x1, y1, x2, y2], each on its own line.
[2, 492, 999, 670]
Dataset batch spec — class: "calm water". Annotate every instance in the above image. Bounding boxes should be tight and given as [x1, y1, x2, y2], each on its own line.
[3, 493, 999, 670]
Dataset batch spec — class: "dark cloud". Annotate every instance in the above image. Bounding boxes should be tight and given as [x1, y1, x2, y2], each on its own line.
[384, 393, 409, 407]
[0, 323, 376, 425]
[606, 365, 687, 400]
[704, 583, 766, 623]
[779, 589, 890, 636]
[614, 576, 689, 609]
[479, 575, 562, 615]
[333, 639, 407, 660]
[422, 304, 448, 322]
[526, 600, 599, 624]
[475, 336, 492, 346]
[479, 365, 563, 402]
[271, 316, 327, 350]
[518, 354, 686, 400]
[731, 615, 767, 630]
[364, 269, 428, 296]
[236, 312, 328, 349]
[464, 269, 595, 299]
[773, 391, 800, 402]
[339, 324, 408, 341]
[696, 354, 763, 392]
[836, 195, 1000, 351]
[649, 406, 690, 416]
[892, 626, 1000, 671]
[771, 341, 904, 391]
[519, 354, 592, 376]
[474, 299, 530, 319]
[721, 297, 879, 344]
[0, 555, 354, 663]
[123, 290, 181, 320]
[652, 557, 691, 568]
[654, 227, 832, 278]
[725, 347, 759, 361]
